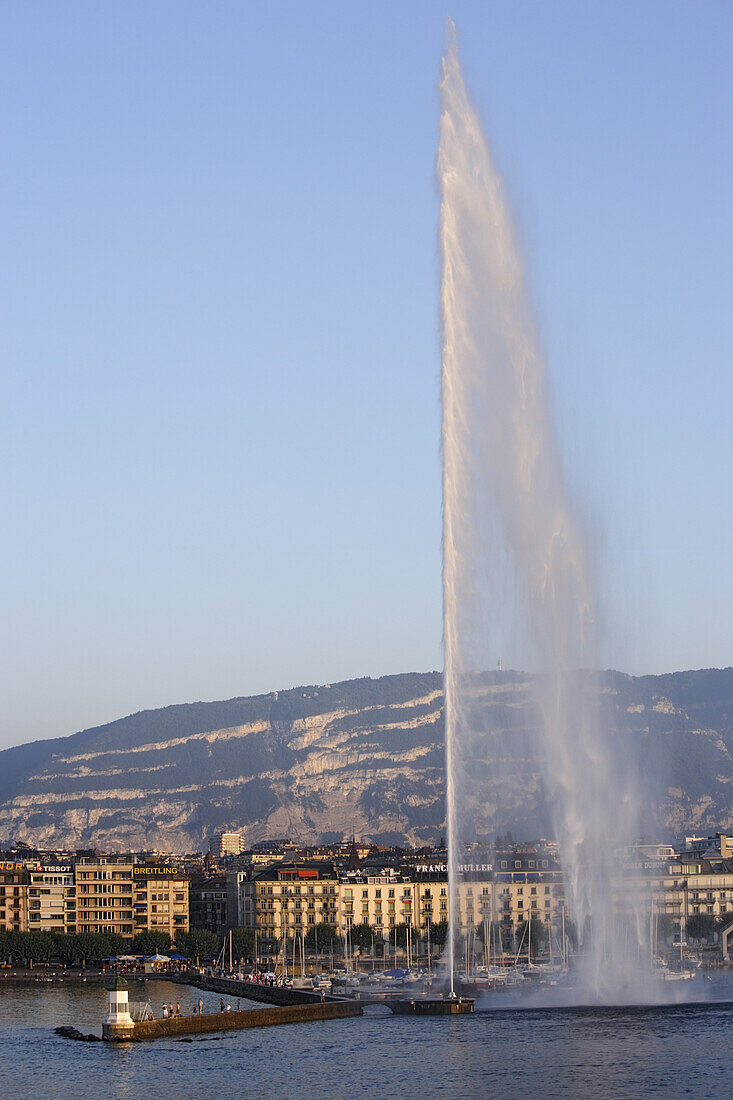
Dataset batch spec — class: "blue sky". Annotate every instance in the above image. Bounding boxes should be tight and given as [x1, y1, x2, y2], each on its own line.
[1, 1, 732, 750]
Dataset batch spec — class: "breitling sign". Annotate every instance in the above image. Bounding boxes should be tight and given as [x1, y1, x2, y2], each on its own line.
[133, 865, 180, 877]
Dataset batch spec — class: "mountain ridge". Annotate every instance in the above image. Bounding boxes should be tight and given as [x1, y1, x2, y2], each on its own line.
[1, 667, 732, 850]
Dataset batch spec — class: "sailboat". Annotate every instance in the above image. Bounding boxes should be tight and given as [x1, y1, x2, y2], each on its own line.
[215, 930, 233, 974]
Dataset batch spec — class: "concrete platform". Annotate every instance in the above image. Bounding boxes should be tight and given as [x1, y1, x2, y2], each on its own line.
[389, 997, 474, 1015]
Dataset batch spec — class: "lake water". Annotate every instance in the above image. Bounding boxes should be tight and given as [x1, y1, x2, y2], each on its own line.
[2, 977, 733, 1098]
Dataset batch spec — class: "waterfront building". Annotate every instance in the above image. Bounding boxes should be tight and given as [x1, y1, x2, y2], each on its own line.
[243, 862, 340, 942]
[132, 863, 189, 939]
[0, 861, 29, 932]
[75, 855, 135, 936]
[240, 854, 566, 950]
[226, 869, 252, 929]
[189, 874, 228, 934]
[75, 854, 189, 940]
[6, 833, 733, 954]
[27, 860, 76, 934]
[340, 869, 423, 936]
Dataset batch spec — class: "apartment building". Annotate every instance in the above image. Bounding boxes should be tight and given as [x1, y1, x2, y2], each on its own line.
[0, 861, 29, 932]
[242, 863, 340, 940]
[190, 875, 228, 934]
[238, 858, 568, 944]
[75, 854, 135, 936]
[210, 831, 246, 859]
[132, 864, 189, 939]
[27, 861, 76, 934]
[75, 855, 190, 940]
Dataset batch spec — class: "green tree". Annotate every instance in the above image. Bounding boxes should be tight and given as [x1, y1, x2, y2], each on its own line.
[304, 922, 340, 952]
[349, 923, 377, 952]
[390, 923, 418, 949]
[6, 931, 25, 963]
[73, 932, 110, 965]
[101, 932, 126, 958]
[429, 920, 449, 947]
[515, 917, 546, 956]
[230, 927, 255, 960]
[25, 931, 55, 965]
[499, 922, 514, 953]
[54, 934, 80, 966]
[686, 913, 717, 942]
[655, 914, 674, 941]
[131, 931, 172, 956]
[175, 929, 220, 961]
[476, 921, 503, 946]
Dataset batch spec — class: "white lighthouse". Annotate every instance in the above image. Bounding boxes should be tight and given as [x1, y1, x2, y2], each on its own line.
[102, 974, 134, 1040]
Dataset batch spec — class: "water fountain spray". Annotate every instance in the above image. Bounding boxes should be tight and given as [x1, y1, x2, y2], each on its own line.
[439, 22, 647, 1002]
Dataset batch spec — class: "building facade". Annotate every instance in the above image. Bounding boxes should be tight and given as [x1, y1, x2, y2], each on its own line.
[190, 875, 228, 934]
[27, 861, 76, 935]
[132, 864, 189, 939]
[0, 861, 29, 932]
[210, 831, 246, 859]
[74, 855, 135, 936]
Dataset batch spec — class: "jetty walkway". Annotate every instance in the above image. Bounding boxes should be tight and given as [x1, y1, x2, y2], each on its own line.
[118, 999, 362, 1042]
[163, 969, 338, 1007]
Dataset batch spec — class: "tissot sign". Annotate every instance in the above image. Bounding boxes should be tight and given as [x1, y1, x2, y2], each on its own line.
[133, 865, 180, 877]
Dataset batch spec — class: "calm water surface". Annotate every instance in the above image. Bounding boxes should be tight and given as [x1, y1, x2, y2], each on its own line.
[2, 977, 733, 1098]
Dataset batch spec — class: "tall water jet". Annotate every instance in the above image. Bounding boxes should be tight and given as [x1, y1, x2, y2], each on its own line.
[439, 24, 646, 1000]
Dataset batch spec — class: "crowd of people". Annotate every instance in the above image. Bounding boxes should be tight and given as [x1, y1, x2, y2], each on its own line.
[159, 996, 246, 1018]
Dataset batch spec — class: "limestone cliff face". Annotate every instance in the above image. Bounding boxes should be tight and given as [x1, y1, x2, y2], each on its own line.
[0, 668, 732, 850]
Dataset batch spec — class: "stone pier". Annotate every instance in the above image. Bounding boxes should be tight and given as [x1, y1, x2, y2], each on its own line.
[104, 999, 363, 1041]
